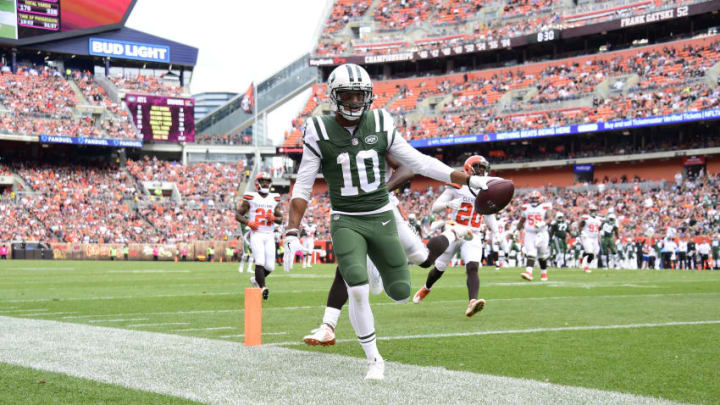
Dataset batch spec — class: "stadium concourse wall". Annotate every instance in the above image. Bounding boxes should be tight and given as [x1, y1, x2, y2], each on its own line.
[48, 241, 238, 262]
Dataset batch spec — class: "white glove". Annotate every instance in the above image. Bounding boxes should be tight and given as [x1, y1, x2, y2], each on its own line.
[468, 175, 490, 190]
[447, 198, 463, 210]
[283, 234, 303, 272]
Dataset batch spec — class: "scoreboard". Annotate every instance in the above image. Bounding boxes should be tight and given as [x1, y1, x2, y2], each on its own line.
[17, 0, 60, 36]
[0, 0, 134, 43]
[125, 94, 195, 143]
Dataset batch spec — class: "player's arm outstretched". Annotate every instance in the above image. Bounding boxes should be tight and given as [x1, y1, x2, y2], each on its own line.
[431, 187, 462, 214]
[386, 127, 493, 191]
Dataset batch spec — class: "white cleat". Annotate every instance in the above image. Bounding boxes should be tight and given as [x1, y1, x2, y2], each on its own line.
[365, 355, 385, 380]
[368, 266, 384, 295]
[303, 324, 336, 346]
[249, 276, 259, 288]
[521, 271, 533, 281]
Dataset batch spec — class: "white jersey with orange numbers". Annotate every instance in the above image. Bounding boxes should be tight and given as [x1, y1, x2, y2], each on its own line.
[243, 191, 281, 234]
[581, 215, 603, 239]
[522, 202, 552, 233]
[437, 184, 498, 235]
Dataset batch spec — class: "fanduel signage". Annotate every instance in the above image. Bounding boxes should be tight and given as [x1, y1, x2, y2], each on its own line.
[89, 38, 170, 63]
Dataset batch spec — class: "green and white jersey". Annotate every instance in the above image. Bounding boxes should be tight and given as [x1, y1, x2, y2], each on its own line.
[292, 109, 454, 215]
[307, 111, 391, 213]
[601, 221, 617, 240]
[551, 220, 569, 239]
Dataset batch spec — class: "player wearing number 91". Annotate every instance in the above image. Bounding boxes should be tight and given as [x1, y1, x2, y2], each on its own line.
[285, 63, 496, 380]
[235, 172, 283, 300]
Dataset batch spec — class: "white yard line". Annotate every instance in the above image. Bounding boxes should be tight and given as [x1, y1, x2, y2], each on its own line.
[270, 320, 720, 346]
[23, 312, 78, 317]
[0, 316, 678, 404]
[107, 270, 191, 273]
[219, 332, 287, 338]
[56, 291, 720, 320]
[169, 326, 236, 332]
[0, 308, 47, 314]
[88, 318, 149, 323]
[9, 267, 76, 271]
[126, 322, 191, 328]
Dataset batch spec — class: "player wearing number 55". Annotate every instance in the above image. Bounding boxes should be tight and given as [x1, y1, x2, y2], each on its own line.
[235, 172, 283, 301]
[284, 63, 500, 380]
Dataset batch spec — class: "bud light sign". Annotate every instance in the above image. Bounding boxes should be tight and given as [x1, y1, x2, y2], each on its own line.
[89, 38, 170, 63]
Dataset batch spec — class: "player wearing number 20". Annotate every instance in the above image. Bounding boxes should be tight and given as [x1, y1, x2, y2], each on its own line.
[235, 172, 283, 300]
[413, 155, 500, 318]
[285, 63, 495, 380]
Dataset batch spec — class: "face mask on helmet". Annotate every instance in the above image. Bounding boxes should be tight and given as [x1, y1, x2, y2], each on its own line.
[332, 89, 373, 121]
[257, 178, 271, 194]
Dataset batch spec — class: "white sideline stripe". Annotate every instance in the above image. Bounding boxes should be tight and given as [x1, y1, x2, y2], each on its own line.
[270, 320, 720, 346]
[23, 312, 77, 317]
[88, 318, 149, 323]
[58, 291, 720, 320]
[1, 289, 336, 303]
[0, 308, 47, 313]
[107, 270, 191, 273]
[127, 322, 190, 327]
[218, 332, 287, 338]
[0, 316, 677, 405]
[170, 326, 235, 332]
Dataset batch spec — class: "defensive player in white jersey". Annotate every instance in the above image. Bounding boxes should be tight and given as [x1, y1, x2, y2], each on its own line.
[578, 204, 602, 273]
[234, 172, 283, 300]
[303, 159, 471, 346]
[301, 216, 317, 268]
[413, 155, 501, 317]
[516, 191, 552, 281]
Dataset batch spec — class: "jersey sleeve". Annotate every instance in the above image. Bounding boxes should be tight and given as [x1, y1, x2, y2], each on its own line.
[291, 121, 322, 202]
[243, 192, 255, 201]
[431, 188, 456, 213]
[388, 131, 454, 183]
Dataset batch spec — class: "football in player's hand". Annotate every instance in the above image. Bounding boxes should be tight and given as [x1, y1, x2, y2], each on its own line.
[474, 178, 514, 215]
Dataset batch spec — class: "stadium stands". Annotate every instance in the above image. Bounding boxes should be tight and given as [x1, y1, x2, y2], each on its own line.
[313, 0, 703, 57]
[109, 74, 186, 97]
[288, 36, 720, 147]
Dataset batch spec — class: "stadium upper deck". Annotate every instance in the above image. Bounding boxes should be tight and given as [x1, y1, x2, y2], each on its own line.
[312, 0, 717, 60]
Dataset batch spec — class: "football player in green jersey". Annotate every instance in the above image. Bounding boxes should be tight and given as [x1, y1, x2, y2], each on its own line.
[549, 212, 569, 268]
[284, 63, 496, 380]
[600, 214, 620, 268]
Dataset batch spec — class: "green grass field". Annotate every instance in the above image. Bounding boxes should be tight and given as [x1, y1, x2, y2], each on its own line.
[1, 260, 719, 404]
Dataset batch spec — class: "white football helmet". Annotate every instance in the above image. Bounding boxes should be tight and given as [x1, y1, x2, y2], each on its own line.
[328, 63, 373, 122]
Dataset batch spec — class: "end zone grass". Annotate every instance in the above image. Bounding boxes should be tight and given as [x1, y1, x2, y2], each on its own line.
[1, 260, 719, 404]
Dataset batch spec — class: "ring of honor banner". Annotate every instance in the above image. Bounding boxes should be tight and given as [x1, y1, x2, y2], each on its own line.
[125, 94, 195, 143]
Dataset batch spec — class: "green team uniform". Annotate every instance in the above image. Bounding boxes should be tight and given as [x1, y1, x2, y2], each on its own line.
[304, 110, 409, 300]
[601, 221, 618, 254]
[550, 220, 569, 254]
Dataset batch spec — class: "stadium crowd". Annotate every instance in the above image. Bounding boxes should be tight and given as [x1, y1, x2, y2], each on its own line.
[287, 37, 720, 147]
[109, 74, 186, 98]
[314, 0, 705, 57]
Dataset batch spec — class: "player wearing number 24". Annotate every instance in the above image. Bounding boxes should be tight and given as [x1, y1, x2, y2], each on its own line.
[235, 172, 283, 300]
[284, 63, 502, 380]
